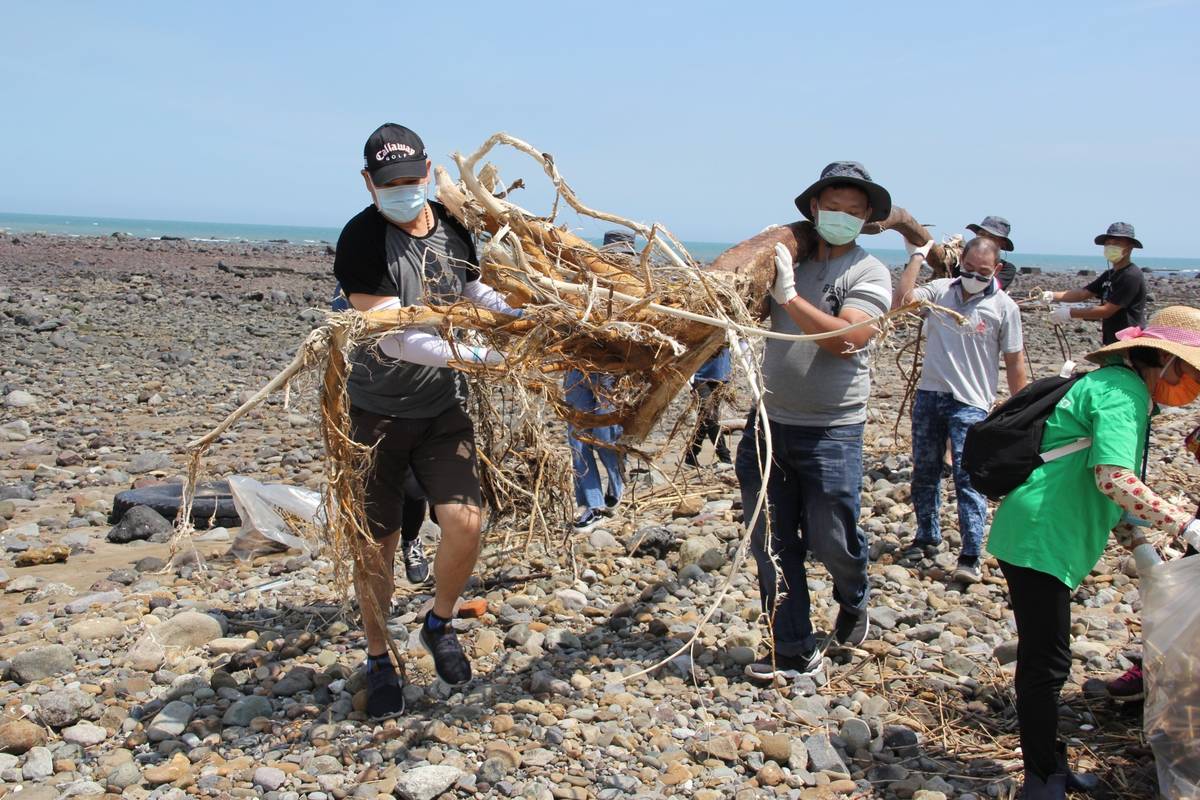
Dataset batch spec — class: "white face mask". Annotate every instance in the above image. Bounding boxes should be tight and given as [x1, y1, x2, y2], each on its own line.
[959, 271, 991, 294]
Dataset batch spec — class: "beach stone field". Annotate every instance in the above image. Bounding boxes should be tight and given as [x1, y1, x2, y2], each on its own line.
[0, 230, 1196, 800]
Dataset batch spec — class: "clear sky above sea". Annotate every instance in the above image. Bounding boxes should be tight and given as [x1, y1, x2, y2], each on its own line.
[2, 1, 1198, 256]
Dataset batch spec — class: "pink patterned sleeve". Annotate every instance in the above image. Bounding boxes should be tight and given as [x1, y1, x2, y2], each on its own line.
[1094, 464, 1192, 536]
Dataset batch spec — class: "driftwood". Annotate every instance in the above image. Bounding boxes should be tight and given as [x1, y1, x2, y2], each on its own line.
[707, 208, 961, 317]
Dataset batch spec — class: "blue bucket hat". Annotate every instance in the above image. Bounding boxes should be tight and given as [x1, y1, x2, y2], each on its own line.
[966, 215, 1014, 251]
[794, 161, 892, 223]
[1094, 221, 1143, 249]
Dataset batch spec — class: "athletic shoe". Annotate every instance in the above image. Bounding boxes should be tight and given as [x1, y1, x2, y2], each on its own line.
[572, 508, 603, 532]
[604, 493, 620, 513]
[1105, 663, 1144, 702]
[419, 616, 472, 687]
[901, 541, 940, 561]
[401, 537, 430, 584]
[683, 452, 701, 467]
[715, 448, 732, 464]
[953, 556, 982, 584]
[744, 646, 823, 682]
[834, 607, 870, 646]
[364, 661, 406, 720]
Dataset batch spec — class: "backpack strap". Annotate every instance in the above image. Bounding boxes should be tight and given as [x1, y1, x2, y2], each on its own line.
[1040, 437, 1092, 463]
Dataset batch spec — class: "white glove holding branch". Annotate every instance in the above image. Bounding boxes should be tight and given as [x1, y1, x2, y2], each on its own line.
[1049, 306, 1073, 325]
[771, 243, 797, 305]
[1182, 519, 1200, 551]
[904, 238, 934, 260]
[1040, 290, 1057, 305]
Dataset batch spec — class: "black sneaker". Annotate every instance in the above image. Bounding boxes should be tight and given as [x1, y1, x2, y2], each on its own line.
[715, 448, 732, 464]
[401, 537, 430, 584]
[572, 508, 602, 532]
[683, 452, 701, 467]
[604, 493, 620, 512]
[364, 661, 406, 720]
[419, 616, 472, 687]
[901, 541, 940, 561]
[834, 607, 870, 647]
[744, 647, 823, 682]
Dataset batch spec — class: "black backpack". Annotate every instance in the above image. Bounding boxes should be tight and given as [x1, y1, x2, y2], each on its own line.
[961, 373, 1085, 500]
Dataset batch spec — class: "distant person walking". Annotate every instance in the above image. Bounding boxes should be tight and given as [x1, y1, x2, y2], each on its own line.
[565, 231, 630, 532]
[685, 347, 733, 466]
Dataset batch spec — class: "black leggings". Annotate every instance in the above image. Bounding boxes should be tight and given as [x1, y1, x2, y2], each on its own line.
[999, 560, 1072, 781]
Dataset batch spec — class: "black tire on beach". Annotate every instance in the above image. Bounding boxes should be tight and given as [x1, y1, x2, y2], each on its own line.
[109, 481, 241, 530]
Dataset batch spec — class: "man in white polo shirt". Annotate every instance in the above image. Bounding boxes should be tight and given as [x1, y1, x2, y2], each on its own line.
[893, 237, 1028, 582]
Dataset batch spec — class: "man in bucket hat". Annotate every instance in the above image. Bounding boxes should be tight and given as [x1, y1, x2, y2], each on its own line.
[1042, 222, 1147, 345]
[737, 161, 893, 681]
[966, 215, 1019, 292]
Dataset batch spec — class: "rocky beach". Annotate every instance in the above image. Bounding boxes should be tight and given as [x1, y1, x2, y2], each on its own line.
[0, 230, 1197, 800]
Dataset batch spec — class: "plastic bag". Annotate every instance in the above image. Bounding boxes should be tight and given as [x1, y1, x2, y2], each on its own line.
[1141, 552, 1200, 799]
[227, 475, 324, 560]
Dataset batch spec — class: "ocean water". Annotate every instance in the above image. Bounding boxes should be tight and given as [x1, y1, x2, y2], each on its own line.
[3, 211, 1197, 275]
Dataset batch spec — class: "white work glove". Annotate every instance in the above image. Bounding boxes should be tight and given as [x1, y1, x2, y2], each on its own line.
[1132, 542, 1163, 574]
[461, 346, 503, 366]
[904, 238, 934, 260]
[771, 243, 797, 305]
[1182, 519, 1200, 551]
[1049, 306, 1073, 325]
[1040, 290, 1056, 305]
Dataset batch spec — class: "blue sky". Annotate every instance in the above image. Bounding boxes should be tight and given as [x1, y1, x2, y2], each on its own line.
[2, 1, 1198, 255]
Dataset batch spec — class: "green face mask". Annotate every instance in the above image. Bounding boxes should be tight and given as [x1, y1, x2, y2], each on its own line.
[815, 209, 865, 246]
[1104, 244, 1126, 263]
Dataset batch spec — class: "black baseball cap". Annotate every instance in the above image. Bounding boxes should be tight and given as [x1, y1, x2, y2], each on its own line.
[363, 123, 427, 186]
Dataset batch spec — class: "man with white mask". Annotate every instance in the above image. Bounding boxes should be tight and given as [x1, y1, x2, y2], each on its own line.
[893, 237, 1028, 582]
[332, 123, 519, 719]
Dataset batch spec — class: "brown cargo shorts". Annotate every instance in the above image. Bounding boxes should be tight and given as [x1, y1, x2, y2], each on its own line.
[349, 405, 482, 540]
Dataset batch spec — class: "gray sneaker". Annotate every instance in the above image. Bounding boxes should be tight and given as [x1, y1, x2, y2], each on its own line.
[953, 557, 982, 584]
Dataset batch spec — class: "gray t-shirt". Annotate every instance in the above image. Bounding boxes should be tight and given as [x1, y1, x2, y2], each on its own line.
[333, 204, 478, 419]
[761, 245, 892, 427]
[914, 278, 1023, 411]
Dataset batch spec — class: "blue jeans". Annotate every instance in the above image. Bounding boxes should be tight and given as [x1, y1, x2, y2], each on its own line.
[564, 369, 624, 511]
[735, 411, 869, 655]
[910, 389, 989, 558]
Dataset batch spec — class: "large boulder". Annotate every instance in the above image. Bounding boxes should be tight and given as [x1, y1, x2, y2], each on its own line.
[107, 505, 174, 544]
[11, 645, 75, 684]
[0, 719, 46, 754]
[127, 611, 224, 671]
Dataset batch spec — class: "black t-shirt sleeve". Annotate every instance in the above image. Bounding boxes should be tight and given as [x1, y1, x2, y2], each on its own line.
[1106, 267, 1143, 308]
[333, 207, 393, 296]
[1084, 271, 1108, 298]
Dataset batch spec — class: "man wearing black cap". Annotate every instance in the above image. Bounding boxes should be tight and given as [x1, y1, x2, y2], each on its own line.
[1043, 222, 1147, 345]
[967, 215, 1019, 293]
[332, 123, 520, 718]
[737, 162, 894, 681]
